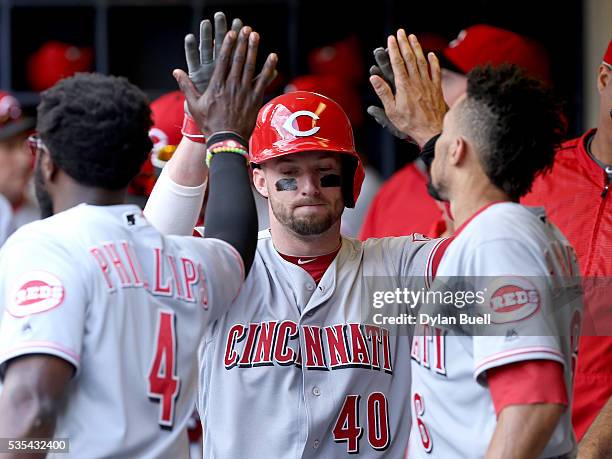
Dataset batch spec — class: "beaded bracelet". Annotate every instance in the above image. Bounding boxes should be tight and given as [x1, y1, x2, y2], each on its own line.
[205, 138, 249, 167]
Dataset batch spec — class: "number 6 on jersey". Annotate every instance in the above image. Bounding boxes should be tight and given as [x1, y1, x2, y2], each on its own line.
[147, 310, 181, 428]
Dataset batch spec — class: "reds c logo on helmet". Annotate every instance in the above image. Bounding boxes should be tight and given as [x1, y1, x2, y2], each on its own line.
[249, 91, 365, 208]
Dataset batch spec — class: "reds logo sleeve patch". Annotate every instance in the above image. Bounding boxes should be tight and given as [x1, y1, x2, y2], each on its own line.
[8, 271, 66, 317]
[487, 277, 541, 324]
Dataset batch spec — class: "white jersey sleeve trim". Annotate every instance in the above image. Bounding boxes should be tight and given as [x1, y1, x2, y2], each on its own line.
[0, 340, 80, 375]
[144, 166, 206, 236]
[424, 237, 447, 289]
[474, 346, 564, 380]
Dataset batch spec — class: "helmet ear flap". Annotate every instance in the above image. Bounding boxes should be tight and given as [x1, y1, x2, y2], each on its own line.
[341, 155, 358, 208]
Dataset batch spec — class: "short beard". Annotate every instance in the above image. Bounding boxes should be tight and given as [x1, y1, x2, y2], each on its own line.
[427, 178, 447, 202]
[34, 161, 54, 219]
[270, 199, 341, 236]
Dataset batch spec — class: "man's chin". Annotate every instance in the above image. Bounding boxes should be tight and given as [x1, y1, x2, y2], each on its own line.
[427, 180, 447, 202]
[288, 214, 336, 236]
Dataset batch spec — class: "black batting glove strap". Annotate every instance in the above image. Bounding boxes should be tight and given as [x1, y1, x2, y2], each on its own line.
[420, 133, 441, 169]
[207, 131, 249, 150]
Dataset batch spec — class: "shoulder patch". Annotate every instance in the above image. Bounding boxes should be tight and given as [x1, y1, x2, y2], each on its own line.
[8, 271, 65, 317]
[487, 277, 541, 324]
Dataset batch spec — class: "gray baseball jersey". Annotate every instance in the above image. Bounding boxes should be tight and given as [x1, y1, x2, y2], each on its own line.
[196, 229, 441, 458]
[408, 203, 582, 458]
[0, 204, 243, 458]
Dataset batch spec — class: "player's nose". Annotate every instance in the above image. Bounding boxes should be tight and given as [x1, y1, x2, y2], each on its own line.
[299, 173, 322, 197]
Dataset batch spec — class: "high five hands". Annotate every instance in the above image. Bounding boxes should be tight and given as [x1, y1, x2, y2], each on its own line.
[368, 30, 447, 148]
[173, 16, 278, 140]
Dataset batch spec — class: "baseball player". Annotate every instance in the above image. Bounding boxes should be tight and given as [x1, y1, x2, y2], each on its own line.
[0, 91, 37, 246]
[0, 24, 277, 458]
[143, 23, 450, 459]
[370, 30, 582, 457]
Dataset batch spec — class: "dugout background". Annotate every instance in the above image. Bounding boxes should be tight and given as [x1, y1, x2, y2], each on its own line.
[0, 0, 609, 177]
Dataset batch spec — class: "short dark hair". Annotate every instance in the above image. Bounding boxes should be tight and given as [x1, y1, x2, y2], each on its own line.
[36, 73, 153, 190]
[461, 65, 564, 200]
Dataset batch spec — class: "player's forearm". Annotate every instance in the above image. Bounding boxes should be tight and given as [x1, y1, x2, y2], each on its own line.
[165, 136, 208, 186]
[205, 151, 258, 273]
[144, 138, 208, 236]
[485, 403, 565, 459]
[578, 397, 612, 459]
[0, 386, 57, 459]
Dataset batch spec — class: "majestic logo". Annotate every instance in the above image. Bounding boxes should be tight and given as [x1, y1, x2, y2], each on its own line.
[9, 271, 65, 317]
[282, 111, 320, 137]
[488, 277, 541, 324]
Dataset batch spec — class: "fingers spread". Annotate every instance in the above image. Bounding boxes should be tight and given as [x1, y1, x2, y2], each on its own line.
[387, 35, 409, 92]
[173, 69, 201, 106]
[396, 29, 418, 79]
[253, 53, 278, 99]
[228, 26, 252, 83]
[369, 75, 395, 113]
[369, 65, 383, 78]
[200, 20, 213, 63]
[408, 33, 430, 82]
[242, 31, 259, 86]
[231, 18, 243, 34]
[428, 52, 442, 91]
[184, 34, 200, 74]
[214, 11, 228, 58]
[210, 30, 237, 87]
[374, 47, 394, 86]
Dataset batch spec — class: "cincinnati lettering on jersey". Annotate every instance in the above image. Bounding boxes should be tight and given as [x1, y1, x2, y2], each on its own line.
[89, 241, 209, 307]
[224, 321, 393, 373]
[411, 324, 447, 376]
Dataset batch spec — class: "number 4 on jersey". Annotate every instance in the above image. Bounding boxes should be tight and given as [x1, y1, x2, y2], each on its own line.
[148, 310, 181, 428]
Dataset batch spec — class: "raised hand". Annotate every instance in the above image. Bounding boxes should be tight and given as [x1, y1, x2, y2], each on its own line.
[184, 12, 243, 94]
[369, 30, 447, 147]
[174, 26, 278, 140]
[367, 48, 411, 141]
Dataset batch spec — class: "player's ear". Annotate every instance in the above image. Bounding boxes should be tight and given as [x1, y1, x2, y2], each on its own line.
[448, 136, 467, 166]
[252, 166, 269, 198]
[597, 64, 610, 94]
[38, 149, 58, 184]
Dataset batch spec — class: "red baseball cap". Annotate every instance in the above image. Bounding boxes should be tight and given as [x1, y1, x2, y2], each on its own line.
[27, 41, 93, 92]
[603, 38, 612, 66]
[0, 91, 35, 141]
[285, 74, 364, 127]
[441, 25, 551, 81]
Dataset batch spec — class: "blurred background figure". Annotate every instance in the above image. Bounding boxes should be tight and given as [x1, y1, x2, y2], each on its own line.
[360, 24, 552, 240]
[127, 90, 184, 207]
[27, 41, 93, 92]
[0, 91, 37, 246]
[523, 39, 612, 454]
[308, 35, 365, 86]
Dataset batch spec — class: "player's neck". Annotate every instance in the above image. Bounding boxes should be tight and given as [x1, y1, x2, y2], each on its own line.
[269, 218, 342, 256]
[450, 184, 510, 231]
[53, 182, 127, 214]
[590, 125, 612, 165]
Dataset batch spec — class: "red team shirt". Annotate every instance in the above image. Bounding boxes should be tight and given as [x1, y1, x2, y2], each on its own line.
[523, 129, 612, 440]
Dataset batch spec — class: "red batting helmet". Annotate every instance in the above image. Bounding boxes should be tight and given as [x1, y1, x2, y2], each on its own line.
[249, 91, 365, 208]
